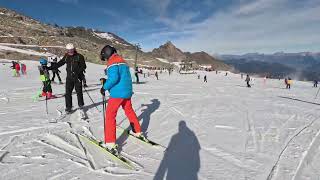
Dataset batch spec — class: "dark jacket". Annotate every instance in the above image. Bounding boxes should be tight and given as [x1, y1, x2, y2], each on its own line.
[245, 76, 250, 82]
[56, 52, 86, 79]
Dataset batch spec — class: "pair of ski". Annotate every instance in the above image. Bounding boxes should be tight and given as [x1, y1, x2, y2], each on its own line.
[73, 127, 164, 170]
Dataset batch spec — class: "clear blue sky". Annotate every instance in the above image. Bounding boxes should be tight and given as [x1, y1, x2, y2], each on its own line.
[0, 0, 319, 54]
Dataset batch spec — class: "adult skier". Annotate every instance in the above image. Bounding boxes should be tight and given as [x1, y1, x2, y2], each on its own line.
[314, 80, 318, 88]
[38, 58, 55, 98]
[50, 57, 63, 84]
[204, 75, 207, 83]
[155, 71, 159, 80]
[55, 43, 87, 113]
[99, 45, 145, 154]
[245, 74, 251, 87]
[135, 66, 140, 83]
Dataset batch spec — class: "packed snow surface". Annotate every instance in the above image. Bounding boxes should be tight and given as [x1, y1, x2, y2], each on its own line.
[1, 60, 320, 180]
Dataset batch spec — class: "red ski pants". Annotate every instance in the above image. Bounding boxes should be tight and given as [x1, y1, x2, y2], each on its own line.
[105, 98, 141, 143]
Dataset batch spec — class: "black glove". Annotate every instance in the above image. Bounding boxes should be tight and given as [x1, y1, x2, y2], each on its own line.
[100, 78, 106, 85]
[100, 87, 105, 96]
[83, 70, 86, 73]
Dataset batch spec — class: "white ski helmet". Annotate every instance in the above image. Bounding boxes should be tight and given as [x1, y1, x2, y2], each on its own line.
[66, 43, 75, 50]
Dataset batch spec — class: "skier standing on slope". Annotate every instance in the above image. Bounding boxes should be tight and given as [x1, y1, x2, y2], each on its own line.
[314, 80, 318, 88]
[15, 61, 20, 77]
[10, 61, 17, 76]
[287, 77, 292, 89]
[54, 43, 87, 113]
[245, 74, 251, 87]
[99, 45, 146, 154]
[135, 66, 140, 83]
[204, 75, 207, 83]
[155, 71, 159, 80]
[21, 63, 26, 75]
[50, 57, 63, 84]
[38, 58, 56, 99]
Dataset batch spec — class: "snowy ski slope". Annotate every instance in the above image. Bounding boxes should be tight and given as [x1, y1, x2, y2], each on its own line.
[0, 60, 320, 180]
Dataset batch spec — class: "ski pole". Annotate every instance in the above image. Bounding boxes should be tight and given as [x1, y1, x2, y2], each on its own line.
[44, 82, 48, 114]
[102, 95, 106, 141]
[45, 92, 48, 114]
[83, 86, 101, 112]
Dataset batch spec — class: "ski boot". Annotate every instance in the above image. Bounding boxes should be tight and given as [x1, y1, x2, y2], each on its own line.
[47, 92, 56, 99]
[101, 143, 119, 155]
[133, 132, 148, 142]
[65, 108, 72, 114]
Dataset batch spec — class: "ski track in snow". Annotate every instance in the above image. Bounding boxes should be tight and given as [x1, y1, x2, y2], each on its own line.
[1, 59, 320, 179]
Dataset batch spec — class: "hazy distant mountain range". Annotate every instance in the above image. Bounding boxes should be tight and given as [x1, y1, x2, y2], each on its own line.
[220, 52, 320, 80]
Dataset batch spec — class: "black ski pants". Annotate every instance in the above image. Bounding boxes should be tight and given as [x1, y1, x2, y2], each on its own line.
[65, 77, 84, 109]
[51, 72, 62, 82]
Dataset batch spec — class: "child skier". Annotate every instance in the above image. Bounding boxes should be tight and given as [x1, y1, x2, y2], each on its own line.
[100, 45, 145, 154]
[10, 61, 17, 76]
[38, 58, 55, 99]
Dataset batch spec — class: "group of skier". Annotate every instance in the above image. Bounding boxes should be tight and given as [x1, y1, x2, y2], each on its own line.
[10, 61, 26, 77]
[33, 43, 146, 154]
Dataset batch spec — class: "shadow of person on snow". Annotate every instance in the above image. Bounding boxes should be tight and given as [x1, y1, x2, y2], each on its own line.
[116, 99, 160, 152]
[154, 121, 201, 180]
[139, 99, 160, 136]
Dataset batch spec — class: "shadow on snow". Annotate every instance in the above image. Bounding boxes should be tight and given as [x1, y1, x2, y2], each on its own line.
[154, 121, 201, 180]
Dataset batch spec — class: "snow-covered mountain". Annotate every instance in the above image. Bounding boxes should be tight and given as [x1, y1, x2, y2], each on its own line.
[0, 7, 168, 67]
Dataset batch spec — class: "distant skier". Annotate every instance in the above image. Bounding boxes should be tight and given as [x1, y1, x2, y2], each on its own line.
[14, 62, 20, 77]
[135, 66, 140, 83]
[245, 74, 251, 87]
[54, 43, 87, 113]
[263, 76, 267, 86]
[204, 75, 207, 83]
[314, 80, 318, 88]
[225, 72, 228, 76]
[99, 45, 146, 154]
[241, 74, 243, 79]
[155, 71, 159, 80]
[287, 77, 292, 89]
[38, 58, 55, 99]
[198, 74, 200, 79]
[21, 63, 26, 75]
[10, 61, 17, 76]
[50, 57, 63, 84]
[285, 78, 288, 88]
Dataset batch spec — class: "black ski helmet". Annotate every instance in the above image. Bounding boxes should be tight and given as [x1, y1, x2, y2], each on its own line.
[100, 45, 117, 61]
